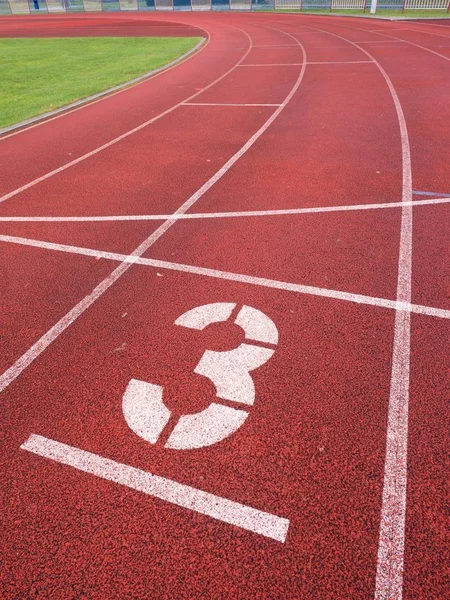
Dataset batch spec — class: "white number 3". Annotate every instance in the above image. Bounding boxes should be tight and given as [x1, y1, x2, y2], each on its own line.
[122, 303, 278, 450]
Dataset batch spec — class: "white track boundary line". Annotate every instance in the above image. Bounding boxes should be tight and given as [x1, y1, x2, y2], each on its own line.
[1, 235, 449, 322]
[300, 24, 414, 600]
[371, 26, 450, 40]
[182, 102, 282, 107]
[373, 62, 413, 600]
[252, 44, 300, 47]
[0, 30, 308, 394]
[1, 196, 449, 223]
[306, 60, 375, 64]
[355, 40, 408, 44]
[21, 434, 289, 543]
[238, 63, 303, 66]
[370, 29, 410, 33]
[324, 22, 450, 62]
[0, 27, 254, 207]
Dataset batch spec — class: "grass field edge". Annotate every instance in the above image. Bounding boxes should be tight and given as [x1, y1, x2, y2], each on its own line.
[0, 36, 206, 138]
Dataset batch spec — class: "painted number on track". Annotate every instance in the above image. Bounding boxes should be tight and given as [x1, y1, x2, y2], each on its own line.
[122, 303, 278, 450]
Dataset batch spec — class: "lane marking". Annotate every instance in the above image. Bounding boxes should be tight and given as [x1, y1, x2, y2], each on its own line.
[21, 434, 289, 543]
[355, 40, 408, 44]
[306, 60, 374, 64]
[124, 303, 277, 450]
[323, 22, 450, 62]
[252, 44, 300, 47]
[0, 27, 254, 206]
[0, 30, 308, 393]
[374, 56, 412, 600]
[369, 28, 410, 33]
[1, 196, 449, 222]
[1, 234, 449, 322]
[182, 102, 282, 107]
[371, 27, 450, 40]
[238, 63, 303, 67]
[284, 24, 416, 600]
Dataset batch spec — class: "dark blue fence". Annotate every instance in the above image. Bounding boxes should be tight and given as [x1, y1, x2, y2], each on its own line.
[174, 0, 191, 9]
[137, 0, 155, 10]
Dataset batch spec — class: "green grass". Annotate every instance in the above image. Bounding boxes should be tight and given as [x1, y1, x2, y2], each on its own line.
[0, 36, 202, 129]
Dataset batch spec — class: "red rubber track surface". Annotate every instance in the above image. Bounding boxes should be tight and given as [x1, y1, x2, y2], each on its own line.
[0, 12, 448, 600]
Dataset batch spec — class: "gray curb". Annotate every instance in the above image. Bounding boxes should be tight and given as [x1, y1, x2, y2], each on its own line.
[0, 36, 206, 137]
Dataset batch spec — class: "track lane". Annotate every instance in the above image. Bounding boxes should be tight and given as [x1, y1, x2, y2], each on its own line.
[0, 19, 306, 391]
[2, 18, 390, 600]
[146, 27, 403, 301]
[0, 16, 248, 196]
[283, 16, 449, 599]
[0, 105, 276, 219]
[1, 12, 448, 600]
[309, 14, 450, 61]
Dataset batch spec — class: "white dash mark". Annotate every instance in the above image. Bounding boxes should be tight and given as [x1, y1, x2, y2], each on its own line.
[21, 434, 289, 543]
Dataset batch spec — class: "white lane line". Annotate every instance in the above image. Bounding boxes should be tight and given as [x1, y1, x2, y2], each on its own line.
[1, 234, 449, 322]
[335, 23, 450, 62]
[238, 63, 303, 66]
[1, 196, 449, 222]
[369, 29, 408, 33]
[375, 68, 413, 600]
[182, 102, 282, 107]
[356, 40, 407, 44]
[300, 25, 415, 600]
[415, 22, 450, 29]
[372, 27, 450, 40]
[252, 44, 300, 47]
[0, 27, 254, 207]
[21, 434, 289, 543]
[411, 29, 450, 40]
[306, 60, 374, 65]
[0, 33, 308, 393]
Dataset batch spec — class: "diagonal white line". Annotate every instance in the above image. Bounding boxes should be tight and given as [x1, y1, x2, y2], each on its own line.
[252, 44, 300, 47]
[238, 63, 304, 67]
[0, 29, 308, 394]
[21, 434, 289, 543]
[317, 21, 450, 62]
[306, 60, 375, 64]
[1, 234, 449, 322]
[1, 196, 449, 223]
[356, 40, 407, 44]
[0, 26, 253, 207]
[182, 102, 282, 107]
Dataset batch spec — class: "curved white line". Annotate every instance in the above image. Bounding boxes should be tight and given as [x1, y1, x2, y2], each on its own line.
[301, 23, 413, 600]
[0, 25, 251, 206]
[1, 196, 448, 222]
[313, 19, 450, 62]
[0, 26, 307, 394]
[0, 24, 211, 141]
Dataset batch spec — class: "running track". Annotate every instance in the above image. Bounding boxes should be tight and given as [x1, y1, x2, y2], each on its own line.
[0, 12, 449, 600]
